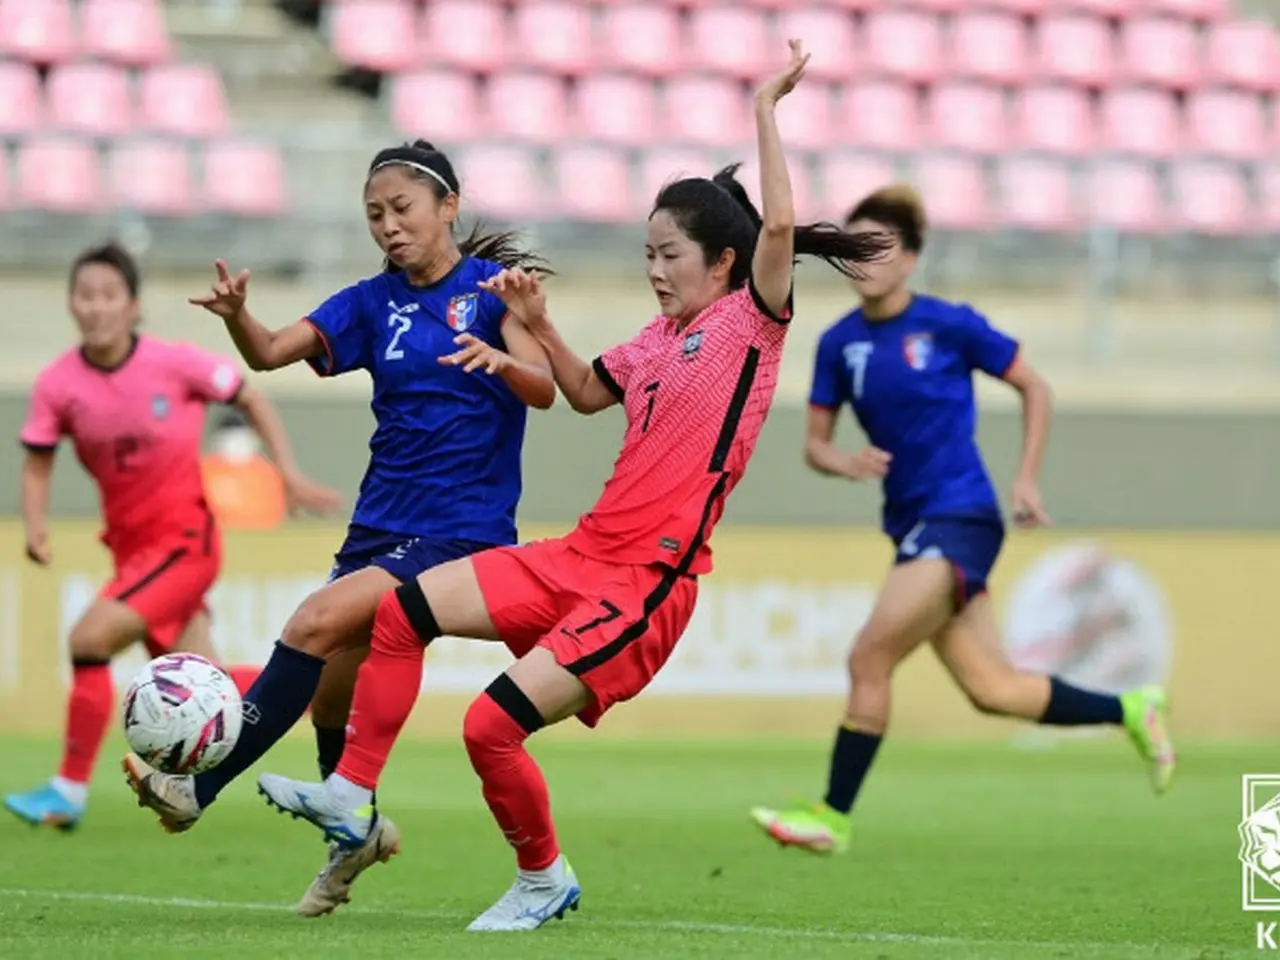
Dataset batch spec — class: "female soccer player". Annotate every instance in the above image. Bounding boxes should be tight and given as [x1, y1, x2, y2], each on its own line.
[4, 241, 337, 831]
[124, 139, 556, 911]
[749, 185, 1176, 856]
[256, 41, 892, 930]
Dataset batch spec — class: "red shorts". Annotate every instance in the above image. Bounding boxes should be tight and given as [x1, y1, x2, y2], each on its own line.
[103, 527, 221, 657]
[472, 538, 698, 727]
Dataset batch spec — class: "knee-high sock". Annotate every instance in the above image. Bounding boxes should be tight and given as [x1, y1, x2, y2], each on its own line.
[59, 658, 113, 786]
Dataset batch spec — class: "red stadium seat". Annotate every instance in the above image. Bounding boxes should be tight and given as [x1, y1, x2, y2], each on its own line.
[108, 139, 194, 216]
[203, 140, 287, 217]
[1033, 15, 1113, 88]
[840, 80, 922, 152]
[16, 136, 103, 212]
[820, 153, 898, 218]
[598, 5, 683, 78]
[996, 156, 1078, 232]
[47, 62, 133, 137]
[1144, 0, 1227, 21]
[1203, 21, 1280, 93]
[420, 0, 506, 74]
[80, 0, 171, 67]
[687, 6, 771, 80]
[512, 0, 593, 76]
[329, 0, 417, 72]
[1185, 89, 1267, 161]
[948, 12, 1029, 86]
[0, 61, 44, 135]
[1168, 160, 1250, 235]
[458, 144, 544, 221]
[1012, 85, 1095, 156]
[1118, 18, 1200, 90]
[390, 70, 485, 143]
[139, 64, 229, 137]
[575, 74, 658, 147]
[911, 154, 989, 230]
[1085, 161, 1165, 233]
[926, 83, 1009, 154]
[486, 71, 569, 145]
[774, 8, 857, 83]
[0, 0, 75, 64]
[638, 148, 715, 206]
[663, 75, 750, 148]
[1099, 88, 1180, 158]
[858, 10, 942, 85]
[773, 82, 836, 151]
[553, 145, 634, 223]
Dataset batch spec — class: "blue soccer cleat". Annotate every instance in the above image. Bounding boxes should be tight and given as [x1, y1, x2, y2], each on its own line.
[257, 773, 374, 848]
[4, 783, 85, 831]
[467, 857, 582, 932]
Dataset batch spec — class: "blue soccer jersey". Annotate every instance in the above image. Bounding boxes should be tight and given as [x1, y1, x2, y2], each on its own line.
[810, 294, 1019, 541]
[304, 257, 525, 545]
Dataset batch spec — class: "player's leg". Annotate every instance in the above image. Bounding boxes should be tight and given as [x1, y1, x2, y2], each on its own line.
[310, 645, 365, 778]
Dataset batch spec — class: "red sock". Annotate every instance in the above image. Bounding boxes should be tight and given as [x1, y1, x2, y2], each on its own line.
[463, 690, 559, 872]
[59, 660, 114, 785]
[335, 590, 426, 790]
[225, 665, 261, 697]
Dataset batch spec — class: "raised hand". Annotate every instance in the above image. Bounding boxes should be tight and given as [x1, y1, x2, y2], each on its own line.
[189, 260, 250, 319]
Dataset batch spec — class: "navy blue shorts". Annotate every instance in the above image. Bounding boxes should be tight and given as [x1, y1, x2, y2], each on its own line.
[892, 517, 1005, 608]
[328, 524, 499, 584]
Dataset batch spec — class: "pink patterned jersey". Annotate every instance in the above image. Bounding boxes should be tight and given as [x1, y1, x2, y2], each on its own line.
[566, 283, 790, 576]
[20, 335, 244, 557]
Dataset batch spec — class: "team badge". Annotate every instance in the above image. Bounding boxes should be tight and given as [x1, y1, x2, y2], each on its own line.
[903, 333, 933, 371]
[682, 330, 703, 359]
[446, 293, 478, 332]
[151, 395, 170, 420]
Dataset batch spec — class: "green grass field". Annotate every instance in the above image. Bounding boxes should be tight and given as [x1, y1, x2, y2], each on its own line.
[0, 733, 1265, 959]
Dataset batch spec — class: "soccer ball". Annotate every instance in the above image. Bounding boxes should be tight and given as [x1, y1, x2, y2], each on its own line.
[122, 653, 243, 774]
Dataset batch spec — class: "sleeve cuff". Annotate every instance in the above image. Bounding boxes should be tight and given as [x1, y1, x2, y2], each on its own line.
[999, 345, 1022, 380]
[301, 317, 336, 377]
[748, 278, 793, 325]
[592, 356, 625, 401]
[20, 439, 56, 453]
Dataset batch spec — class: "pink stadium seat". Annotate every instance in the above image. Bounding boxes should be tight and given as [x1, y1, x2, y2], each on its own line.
[858, 10, 942, 85]
[820, 154, 898, 217]
[599, 5, 682, 77]
[512, 0, 593, 76]
[553, 146, 634, 223]
[421, 0, 505, 74]
[0, 61, 44, 135]
[1204, 21, 1280, 93]
[996, 157, 1078, 231]
[663, 75, 749, 147]
[912, 155, 989, 230]
[140, 64, 229, 137]
[203, 140, 287, 217]
[948, 12, 1029, 86]
[80, 0, 171, 67]
[486, 72, 568, 145]
[330, 0, 417, 72]
[108, 139, 194, 216]
[1144, 0, 1227, 21]
[1168, 161, 1250, 235]
[775, 8, 856, 83]
[16, 137, 102, 212]
[458, 145, 544, 220]
[1086, 161, 1164, 233]
[840, 81, 921, 152]
[1256, 164, 1280, 230]
[773, 82, 836, 151]
[687, 7, 770, 80]
[736, 154, 819, 221]
[638, 148, 714, 205]
[926, 83, 1008, 154]
[1118, 18, 1200, 90]
[1099, 88, 1180, 157]
[0, 0, 75, 63]
[47, 62, 133, 137]
[1033, 15, 1113, 88]
[390, 70, 484, 143]
[1185, 89, 1266, 161]
[575, 74, 657, 147]
[1012, 85, 1095, 155]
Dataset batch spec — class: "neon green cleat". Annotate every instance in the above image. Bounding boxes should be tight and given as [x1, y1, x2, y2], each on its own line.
[750, 801, 851, 854]
[1120, 684, 1176, 795]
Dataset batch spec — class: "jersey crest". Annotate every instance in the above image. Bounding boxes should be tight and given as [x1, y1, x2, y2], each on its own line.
[446, 293, 478, 332]
[903, 333, 933, 371]
[682, 330, 704, 360]
[151, 395, 170, 420]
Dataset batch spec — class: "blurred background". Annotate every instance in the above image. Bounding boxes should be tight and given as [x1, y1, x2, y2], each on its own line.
[0, 0, 1278, 739]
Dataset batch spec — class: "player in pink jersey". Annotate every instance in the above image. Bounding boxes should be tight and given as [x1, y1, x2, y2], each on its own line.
[5, 242, 338, 831]
[257, 41, 890, 929]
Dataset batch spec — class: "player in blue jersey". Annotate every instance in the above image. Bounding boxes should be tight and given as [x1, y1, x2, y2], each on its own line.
[122, 139, 556, 911]
[750, 184, 1175, 855]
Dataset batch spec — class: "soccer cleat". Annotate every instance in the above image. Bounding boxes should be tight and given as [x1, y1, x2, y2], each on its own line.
[257, 773, 374, 847]
[121, 754, 202, 834]
[750, 801, 851, 854]
[467, 858, 582, 932]
[3, 783, 84, 831]
[1120, 684, 1176, 795]
[298, 817, 401, 917]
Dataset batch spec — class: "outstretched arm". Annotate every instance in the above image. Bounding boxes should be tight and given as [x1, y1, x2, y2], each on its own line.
[20, 450, 55, 565]
[189, 260, 323, 372]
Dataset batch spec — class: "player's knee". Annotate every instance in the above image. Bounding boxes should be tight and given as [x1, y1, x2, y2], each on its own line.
[847, 633, 896, 686]
[68, 619, 117, 661]
[463, 675, 543, 759]
[282, 592, 345, 657]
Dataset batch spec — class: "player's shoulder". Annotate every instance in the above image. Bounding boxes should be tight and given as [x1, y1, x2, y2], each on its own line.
[913, 293, 984, 327]
[30, 347, 82, 392]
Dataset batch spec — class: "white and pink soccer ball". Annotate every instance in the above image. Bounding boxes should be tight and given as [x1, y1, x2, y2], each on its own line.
[122, 653, 243, 774]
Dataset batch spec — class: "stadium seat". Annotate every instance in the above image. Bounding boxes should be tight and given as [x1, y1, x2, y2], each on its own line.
[80, 0, 171, 67]
[638, 147, 715, 205]
[575, 74, 658, 147]
[598, 5, 683, 77]
[0, 0, 75, 64]
[1099, 88, 1180, 158]
[46, 62, 133, 137]
[203, 140, 287, 217]
[553, 145, 634, 223]
[1144, 0, 1227, 21]
[1185, 89, 1267, 161]
[687, 6, 771, 80]
[512, 0, 593, 76]
[819, 153, 898, 217]
[1203, 21, 1280, 93]
[840, 80, 921, 152]
[458, 144, 544, 220]
[16, 136, 102, 212]
[486, 72, 569, 145]
[0, 61, 44, 135]
[329, 0, 418, 73]
[663, 75, 750, 147]
[1012, 85, 1095, 156]
[911, 154, 989, 230]
[139, 64, 230, 138]
[996, 156, 1078, 231]
[1033, 15, 1113, 88]
[773, 82, 836, 152]
[774, 8, 857, 83]
[925, 83, 1009, 154]
[948, 11, 1029, 86]
[1168, 160, 1250, 235]
[1085, 160, 1165, 233]
[420, 0, 506, 74]
[108, 139, 194, 216]
[1118, 18, 1200, 90]
[858, 10, 942, 85]
[389, 70, 485, 143]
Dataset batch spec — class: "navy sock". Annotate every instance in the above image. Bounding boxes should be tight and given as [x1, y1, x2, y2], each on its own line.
[1040, 677, 1124, 726]
[314, 724, 346, 781]
[193, 642, 325, 808]
[823, 725, 883, 815]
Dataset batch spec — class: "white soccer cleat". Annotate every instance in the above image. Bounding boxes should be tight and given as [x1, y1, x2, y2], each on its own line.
[121, 754, 202, 834]
[257, 773, 374, 847]
[297, 816, 401, 917]
[467, 857, 582, 932]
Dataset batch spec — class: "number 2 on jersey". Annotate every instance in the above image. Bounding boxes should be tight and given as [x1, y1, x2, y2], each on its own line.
[385, 315, 413, 361]
[641, 381, 660, 432]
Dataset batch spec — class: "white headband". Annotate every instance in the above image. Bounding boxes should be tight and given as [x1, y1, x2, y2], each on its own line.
[369, 159, 455, 195]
